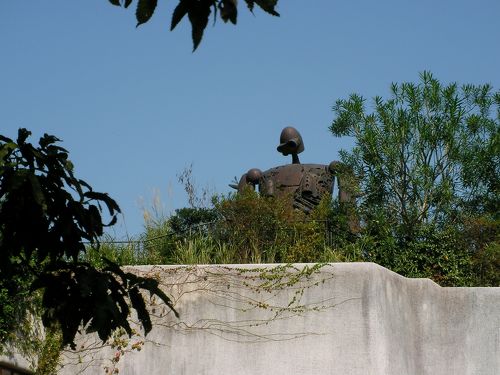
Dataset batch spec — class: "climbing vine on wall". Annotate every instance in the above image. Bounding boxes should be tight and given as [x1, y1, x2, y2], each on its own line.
[60, 263, 351, 373]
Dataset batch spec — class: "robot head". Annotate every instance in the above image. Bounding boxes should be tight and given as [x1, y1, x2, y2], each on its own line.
[277, 127, 304, 156]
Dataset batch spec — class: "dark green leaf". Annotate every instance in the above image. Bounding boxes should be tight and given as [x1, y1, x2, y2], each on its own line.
[244, 0, 254, 12]
[84, 191, 121, 215]
[108, 0, 121, 6]
[0, 134, 13, 143]
[219, 0, 238, 24]
[78, 178, 92, 190]
[39, 134, 61, 149]
[106, 215, 118, 227]
[28, 174, 47, 211]
[17, 128, 31, 145]
[124, 0, 133, 8]
[88, 204, 104, 234]
[254, 0, 280, 16]
[136, 0, 157, 27]
[171, 0, 190, 31]
[188, 0, 212, 51]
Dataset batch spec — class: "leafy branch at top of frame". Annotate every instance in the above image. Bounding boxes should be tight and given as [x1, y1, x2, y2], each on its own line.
[108, 0, 280, 51]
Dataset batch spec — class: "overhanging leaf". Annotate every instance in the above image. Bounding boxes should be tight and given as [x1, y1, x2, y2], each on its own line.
[244, 0, 255, 12]
[84, 191, 121, 215]
[219, 0, 238, 24]
[254, 0, 280, 16]
[171, 0, 190, 31]
[188, 0, 212, 51]
[136, 0, 158, 27]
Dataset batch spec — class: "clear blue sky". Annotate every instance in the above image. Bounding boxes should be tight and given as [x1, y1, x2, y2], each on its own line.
[1, 0, 499, 238]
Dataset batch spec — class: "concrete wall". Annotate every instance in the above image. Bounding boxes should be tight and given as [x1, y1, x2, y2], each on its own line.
[12, 263, 500, 374]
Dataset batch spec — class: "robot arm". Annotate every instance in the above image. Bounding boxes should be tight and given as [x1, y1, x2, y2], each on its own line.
[229, 168, 263, 193]
[328, 161, 352, 204]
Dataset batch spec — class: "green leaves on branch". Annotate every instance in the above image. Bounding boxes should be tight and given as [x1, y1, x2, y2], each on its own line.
[0, 129, 177, 349]
[329, 72, 499, 285]
[109, 0, 280, 51]
[330, 71, 499, 232]
[32, 260, 178, 348]
[0, 129, 117, 267]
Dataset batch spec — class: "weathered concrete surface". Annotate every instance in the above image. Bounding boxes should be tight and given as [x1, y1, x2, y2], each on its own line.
[0, 352, 33, 374]
[53, 263, 500, 374]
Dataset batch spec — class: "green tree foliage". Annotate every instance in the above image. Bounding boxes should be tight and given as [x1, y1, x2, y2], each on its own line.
[0, 129, 178, 350]
[108, 0, 280, 50]
[169, 207, 218, 236]
[329, 72, 499, 285]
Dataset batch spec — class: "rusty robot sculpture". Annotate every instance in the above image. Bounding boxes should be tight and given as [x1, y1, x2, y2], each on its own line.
[230, 127, 351, 213]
